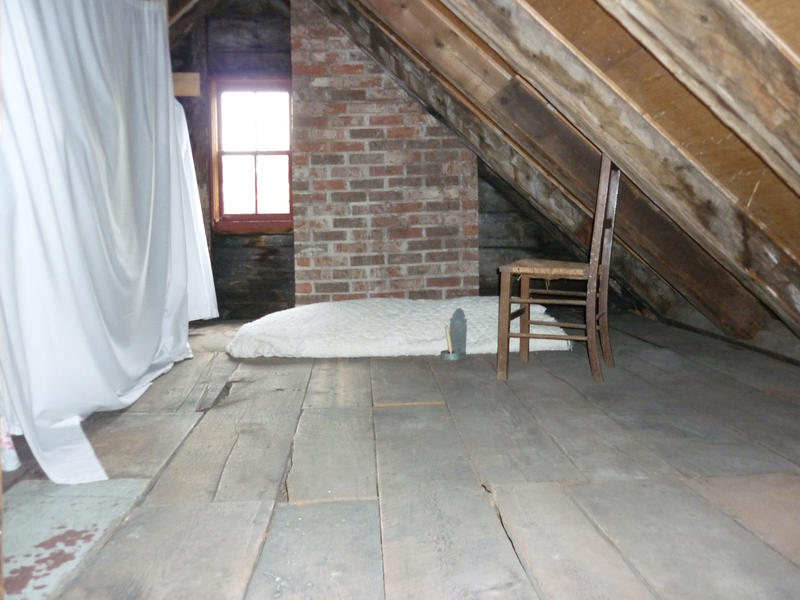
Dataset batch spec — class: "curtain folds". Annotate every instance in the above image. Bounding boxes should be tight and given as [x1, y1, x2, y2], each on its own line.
[0, 0, 217, 483]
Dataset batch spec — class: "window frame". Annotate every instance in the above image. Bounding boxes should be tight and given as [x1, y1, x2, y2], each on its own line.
[210, 77, 293, 233]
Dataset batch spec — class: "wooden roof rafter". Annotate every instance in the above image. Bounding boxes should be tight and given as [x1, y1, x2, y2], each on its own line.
[314, 0, 772, 337]
[440, 0, 800, 336]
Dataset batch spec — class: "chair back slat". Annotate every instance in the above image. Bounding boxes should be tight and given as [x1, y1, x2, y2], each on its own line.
[600, 162, 621, 274]
[587, 155, 613, 283]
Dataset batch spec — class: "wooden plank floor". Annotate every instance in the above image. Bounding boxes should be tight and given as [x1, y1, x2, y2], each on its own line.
[4, 316, 800, 599]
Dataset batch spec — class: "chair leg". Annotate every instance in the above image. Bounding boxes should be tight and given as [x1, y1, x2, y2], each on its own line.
[585, 288, 603, 382]
[598, 281, 614, 368]
[497, 271, 512, 380]
[519, 275, 530, 364]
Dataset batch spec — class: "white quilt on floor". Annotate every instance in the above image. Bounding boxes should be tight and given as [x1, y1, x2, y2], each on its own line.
[0, 1, 217, 483]
[228, 297, 570, 358]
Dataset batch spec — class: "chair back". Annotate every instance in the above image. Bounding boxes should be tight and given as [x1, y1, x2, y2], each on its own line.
[587, 154, 621, 287]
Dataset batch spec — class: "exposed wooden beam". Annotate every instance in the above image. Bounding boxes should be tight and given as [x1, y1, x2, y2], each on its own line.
[173, 72, 201, 97]
[442, 0, 800, 336]
[168, 0, 224, 47]
[597, 0, 800, 199]
[312, 0, 771, 336]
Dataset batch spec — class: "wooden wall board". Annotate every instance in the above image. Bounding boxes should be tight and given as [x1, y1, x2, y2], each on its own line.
[212, 232, 295, 319]
[441, 0, 800, 335]
[599, 0, 800, 206]
[530, 0, 800, 256]
[244, 501, 384, 599]
[360, 0, 511, 106]
[744, 0, 800, 56]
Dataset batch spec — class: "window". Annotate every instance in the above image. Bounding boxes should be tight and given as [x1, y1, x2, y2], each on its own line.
[211, 79, 292, 232]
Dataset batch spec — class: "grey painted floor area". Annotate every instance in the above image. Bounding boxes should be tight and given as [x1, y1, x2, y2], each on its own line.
[5, 315, 800, 599]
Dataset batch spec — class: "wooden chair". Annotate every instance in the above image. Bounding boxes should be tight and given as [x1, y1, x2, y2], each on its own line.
[496, 154, 621, 382]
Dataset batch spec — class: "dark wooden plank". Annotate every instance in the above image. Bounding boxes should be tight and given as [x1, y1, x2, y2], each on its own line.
[244, 501, 384, 599]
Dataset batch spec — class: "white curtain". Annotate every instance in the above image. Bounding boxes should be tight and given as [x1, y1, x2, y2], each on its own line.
[0, 0, 218, 483]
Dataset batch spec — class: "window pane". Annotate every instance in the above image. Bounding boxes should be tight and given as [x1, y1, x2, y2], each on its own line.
[255, 92, 290, 151]
[221, 92, 256, 151]
[256, 155, 290, 214]
[222, 155, 256, 214]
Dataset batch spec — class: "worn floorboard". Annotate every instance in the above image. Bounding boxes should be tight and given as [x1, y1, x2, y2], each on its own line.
[371, 357, 443, 406]
[569, 478, 800, 599]
[491, 482, 655, 599]
[687, 473, 800, 567]
[304, 358, 372, 408]
[245, 500, 384, 599]
[287, 407, 377, 502]
[380, 485, 539, 599]
[58, 501, 271, 600]
[83, 412, 200, 479]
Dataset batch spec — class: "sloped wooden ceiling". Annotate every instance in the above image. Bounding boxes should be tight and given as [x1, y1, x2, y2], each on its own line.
[169, 0, 800, 340]
[312, 0, 799, 339]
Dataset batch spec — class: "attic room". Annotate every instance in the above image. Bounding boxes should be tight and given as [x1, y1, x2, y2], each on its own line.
[1, 0, 799, 597]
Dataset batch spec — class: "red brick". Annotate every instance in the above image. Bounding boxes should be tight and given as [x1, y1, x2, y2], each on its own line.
[331, 141, 365, 152]
[295, 282, 313, 294]
[387, 126, 419, 139]
[369, 115, 404, 126]
[313, 179, 347, 191]
[388, 227, 424, 240]
[330, 63, 365, 74]
[294, 64, 327, 75]
[426, 276, 460, 288]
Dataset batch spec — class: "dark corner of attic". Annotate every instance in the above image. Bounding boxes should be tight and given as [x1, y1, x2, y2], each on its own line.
[2, 0, 800, 598]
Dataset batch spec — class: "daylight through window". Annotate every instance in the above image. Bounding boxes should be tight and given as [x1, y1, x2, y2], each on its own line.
[212, 81, 292, 232]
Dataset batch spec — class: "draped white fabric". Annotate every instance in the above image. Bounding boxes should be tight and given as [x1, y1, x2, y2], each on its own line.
[0, 0, 218, 483]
